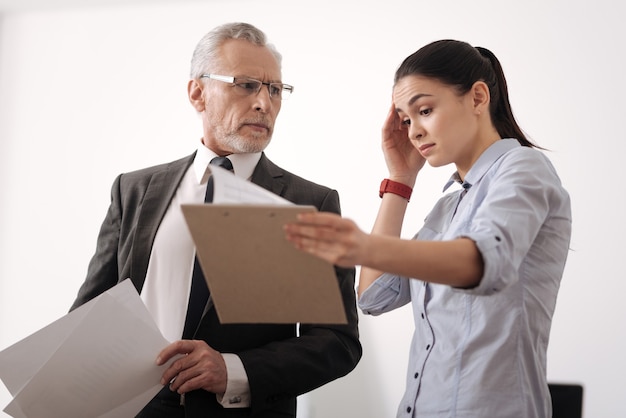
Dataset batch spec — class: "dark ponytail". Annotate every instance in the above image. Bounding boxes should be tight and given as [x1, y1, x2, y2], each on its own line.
[395, 40, 539, 148]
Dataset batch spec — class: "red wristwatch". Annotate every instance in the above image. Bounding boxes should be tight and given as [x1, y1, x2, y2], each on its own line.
[379, 179, 412, 201]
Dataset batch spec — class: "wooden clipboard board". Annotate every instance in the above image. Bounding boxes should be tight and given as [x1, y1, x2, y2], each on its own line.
[181, 204, 347, 324]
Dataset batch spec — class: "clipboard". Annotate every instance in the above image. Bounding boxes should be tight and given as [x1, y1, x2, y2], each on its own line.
[181, 204, 348, 324]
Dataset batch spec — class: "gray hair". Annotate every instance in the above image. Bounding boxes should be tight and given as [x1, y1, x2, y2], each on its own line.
[189, 22, 282, 79]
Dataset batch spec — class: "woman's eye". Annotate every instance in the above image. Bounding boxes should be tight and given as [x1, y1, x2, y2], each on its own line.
[401, 119, 411, 126]
[419, 108, 432, 116]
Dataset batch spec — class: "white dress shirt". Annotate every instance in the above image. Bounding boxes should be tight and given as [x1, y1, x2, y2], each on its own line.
[140, 143, 261, 407]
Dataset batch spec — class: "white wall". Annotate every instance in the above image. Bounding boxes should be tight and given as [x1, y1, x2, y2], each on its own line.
[1, 0, 624, 416]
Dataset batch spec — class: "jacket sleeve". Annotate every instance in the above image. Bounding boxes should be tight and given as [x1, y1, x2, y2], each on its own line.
[69, 174, 124, 311]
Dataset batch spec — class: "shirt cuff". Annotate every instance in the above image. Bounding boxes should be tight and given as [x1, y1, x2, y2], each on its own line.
[216, 353, 251, 408]
[454, 232, 508, 296]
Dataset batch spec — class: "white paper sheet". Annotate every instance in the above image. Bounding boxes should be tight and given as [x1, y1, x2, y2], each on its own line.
[209, 164, 293, 205]
[0, 280, 176, 418]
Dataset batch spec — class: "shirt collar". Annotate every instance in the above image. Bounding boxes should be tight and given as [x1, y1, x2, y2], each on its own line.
[193, 142, 262, 184]
[443, 138, 520, 192]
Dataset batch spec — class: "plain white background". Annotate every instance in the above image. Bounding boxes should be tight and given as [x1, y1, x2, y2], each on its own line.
[0, 0, 624, 416]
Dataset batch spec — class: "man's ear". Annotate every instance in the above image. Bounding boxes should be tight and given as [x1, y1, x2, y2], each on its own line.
[188, 79, 205, 112]
[471, 81, 490, 115]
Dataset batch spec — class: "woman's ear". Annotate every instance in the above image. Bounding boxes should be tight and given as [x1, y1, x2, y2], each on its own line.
[471, 81, 490, 115]
[188, 79, 205, 112]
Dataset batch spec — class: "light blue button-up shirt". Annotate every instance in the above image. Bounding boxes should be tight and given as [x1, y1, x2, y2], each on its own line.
[359, 139, 572, 418]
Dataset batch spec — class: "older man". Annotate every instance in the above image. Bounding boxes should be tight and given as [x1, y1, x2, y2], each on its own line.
[70, 22, 361, 418]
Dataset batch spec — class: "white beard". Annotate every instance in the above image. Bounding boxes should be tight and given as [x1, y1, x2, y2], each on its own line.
[222, 132, 271, 154]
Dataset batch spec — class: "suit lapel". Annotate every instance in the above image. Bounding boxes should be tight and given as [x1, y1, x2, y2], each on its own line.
[250, 153, 286, 196]
[130, 154, 195, 292]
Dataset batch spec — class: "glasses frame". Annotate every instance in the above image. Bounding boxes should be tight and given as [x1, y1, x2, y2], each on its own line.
[200, 74, 294, 100]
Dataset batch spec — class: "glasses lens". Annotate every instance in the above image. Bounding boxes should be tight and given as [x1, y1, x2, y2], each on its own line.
[277, 84, 293, 100]
[268, 84, 283, 99]
[234, 79, 262, 95]
[232, 78, 293, 100]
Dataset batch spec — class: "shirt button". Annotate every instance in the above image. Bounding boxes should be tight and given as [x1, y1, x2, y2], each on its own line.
[414, 372, 419, 378]
[421, 312, 425, 319]
[406, 406, 412, 413]
[426, 344, 430, 350]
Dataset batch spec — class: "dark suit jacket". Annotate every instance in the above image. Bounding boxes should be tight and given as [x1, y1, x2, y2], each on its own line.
[70, 152, 362, 417]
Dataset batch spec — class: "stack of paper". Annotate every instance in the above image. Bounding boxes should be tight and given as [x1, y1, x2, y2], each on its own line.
[0, 280, 174, 418]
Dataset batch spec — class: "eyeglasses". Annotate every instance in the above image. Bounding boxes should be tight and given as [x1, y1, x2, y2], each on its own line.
[200, 74, 294, 100]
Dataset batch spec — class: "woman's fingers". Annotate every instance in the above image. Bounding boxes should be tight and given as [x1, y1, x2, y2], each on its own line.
[284, 212, 362, 268]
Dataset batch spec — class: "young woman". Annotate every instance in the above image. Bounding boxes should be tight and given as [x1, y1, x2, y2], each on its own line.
[285, 40, 572, 417]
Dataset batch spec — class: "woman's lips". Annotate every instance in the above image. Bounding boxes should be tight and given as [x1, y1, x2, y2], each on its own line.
[419, 143, 434, 156]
